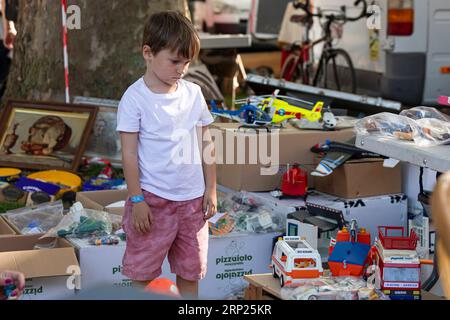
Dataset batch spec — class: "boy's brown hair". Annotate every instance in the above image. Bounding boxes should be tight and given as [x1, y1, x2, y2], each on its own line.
[143, 11, 200, 59]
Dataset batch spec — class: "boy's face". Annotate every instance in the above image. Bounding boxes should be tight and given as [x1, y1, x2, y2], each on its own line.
[144, 46, 191, 88]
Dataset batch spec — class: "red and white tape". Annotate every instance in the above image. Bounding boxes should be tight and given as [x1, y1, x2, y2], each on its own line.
[61, 0, 70, 103]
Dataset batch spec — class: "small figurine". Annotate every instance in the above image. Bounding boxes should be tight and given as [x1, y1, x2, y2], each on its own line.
[89, 235, 120, 246]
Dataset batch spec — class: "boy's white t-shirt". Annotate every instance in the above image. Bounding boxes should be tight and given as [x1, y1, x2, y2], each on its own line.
[116, 78, 214, 201]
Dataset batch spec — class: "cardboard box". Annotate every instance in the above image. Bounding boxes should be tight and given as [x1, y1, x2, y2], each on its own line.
[76, 189, 128, 216]
[211, 123, 355, 192]
[306, 191, 408, 241]
[73, 189, 282, 299]
[0, 216, 18, 237]
[70, 232, 280, 299]
[314, 158, 402, 198]
[0, 235, 80, 300]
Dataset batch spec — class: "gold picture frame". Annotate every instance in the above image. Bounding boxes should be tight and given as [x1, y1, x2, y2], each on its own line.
[0, 100, 98, 172]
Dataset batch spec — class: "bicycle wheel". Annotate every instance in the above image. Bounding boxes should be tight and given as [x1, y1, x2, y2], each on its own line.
[280, 54, 304, 83]
[315, 48, 356, 93]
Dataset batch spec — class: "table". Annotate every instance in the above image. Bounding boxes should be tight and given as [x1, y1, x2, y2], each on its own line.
[243, 274, 445, 300]
[199, 33, 252, 49]
[355, 135, 450, 173]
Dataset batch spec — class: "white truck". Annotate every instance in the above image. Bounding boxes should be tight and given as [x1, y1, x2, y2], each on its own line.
[310, 0, 450, 106]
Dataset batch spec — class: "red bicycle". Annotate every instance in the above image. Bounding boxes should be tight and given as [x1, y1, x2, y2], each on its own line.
[280, 0, 370, 94]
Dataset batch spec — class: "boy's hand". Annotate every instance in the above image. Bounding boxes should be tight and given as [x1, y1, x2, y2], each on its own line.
[0, 270, 25, 300]
[132, 202, 153, 234]
[203, 188, 217, 220]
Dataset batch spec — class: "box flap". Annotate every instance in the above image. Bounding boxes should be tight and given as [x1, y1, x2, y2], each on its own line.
[77, 189, 128, 208]
[0, 235, 79, 279]
[212, 123, 355, 165]
[0, 216, 17, 237]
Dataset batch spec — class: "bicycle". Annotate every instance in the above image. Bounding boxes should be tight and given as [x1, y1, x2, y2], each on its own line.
[280, 0, 370, 94]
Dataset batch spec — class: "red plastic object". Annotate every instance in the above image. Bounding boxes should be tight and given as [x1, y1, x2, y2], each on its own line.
[378, 226, 418, 250]
[145, 278, 181, 298]
[281, 164, 307, 197]
[438, 96, 450, 106]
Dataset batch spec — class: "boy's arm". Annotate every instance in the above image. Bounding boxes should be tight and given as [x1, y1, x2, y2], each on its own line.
[201, 125, 217, 220]
[120, 131, 153, 234]
[120, 132, 143, 197]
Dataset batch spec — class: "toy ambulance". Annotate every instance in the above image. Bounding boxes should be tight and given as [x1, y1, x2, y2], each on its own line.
[271, 236, 323, 287]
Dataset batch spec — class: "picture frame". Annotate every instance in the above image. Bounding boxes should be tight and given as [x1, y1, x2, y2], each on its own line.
[73, 96, 122, 163]
[84, 105, 122, 163]
[0, 100, 98, 172]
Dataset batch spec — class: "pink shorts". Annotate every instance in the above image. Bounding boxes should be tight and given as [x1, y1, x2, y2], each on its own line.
[122, 190, 209, 282]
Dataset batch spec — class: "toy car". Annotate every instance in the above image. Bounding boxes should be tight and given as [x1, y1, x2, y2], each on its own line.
[271, 236, 323, 287]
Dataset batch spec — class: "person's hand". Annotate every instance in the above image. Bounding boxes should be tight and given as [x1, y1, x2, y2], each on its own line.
[0, 270, 25, 300]
[3, 22, 17, 50]
[132, 201, 153, 234]
[203, 188, 217, 220]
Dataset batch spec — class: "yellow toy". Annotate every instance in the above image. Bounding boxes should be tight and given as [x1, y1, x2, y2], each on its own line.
[260, 98, 324, 124]
[27, 170, 82, 197]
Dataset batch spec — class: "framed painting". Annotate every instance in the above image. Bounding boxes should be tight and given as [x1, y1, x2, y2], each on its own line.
[73, 97, 121, 163]
[0, 100, 98, 172]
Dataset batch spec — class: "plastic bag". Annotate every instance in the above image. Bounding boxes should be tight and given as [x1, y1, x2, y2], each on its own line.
[280, 276, 379, 300]
[213, 191, 284, 236]
[40, 202, 112, 239]
[355, 108, 450, 146]
[400, 106, 450, 121]
[4, 201, 64, 234]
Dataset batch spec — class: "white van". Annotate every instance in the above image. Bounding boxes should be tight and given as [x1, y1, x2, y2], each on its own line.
[310, 0, 450, 105]
[271, 236, 323, 287]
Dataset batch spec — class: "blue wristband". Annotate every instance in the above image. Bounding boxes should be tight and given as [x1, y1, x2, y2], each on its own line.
[130, 195, 145, 204]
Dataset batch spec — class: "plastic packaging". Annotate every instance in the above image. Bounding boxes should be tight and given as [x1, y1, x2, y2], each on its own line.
[40, 202, 112, 239]
[211, 191, 284, 237]
[280, 276, 386, 300]
[4, 201, 64, 234]
[355, 107, 450, 146]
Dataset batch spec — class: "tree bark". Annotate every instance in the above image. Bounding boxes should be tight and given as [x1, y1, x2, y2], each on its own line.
[1, 0, 189, 107]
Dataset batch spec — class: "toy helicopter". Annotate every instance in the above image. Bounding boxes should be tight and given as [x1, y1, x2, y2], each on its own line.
[210, 100, 272, 127]
[210, 90, 336, 130]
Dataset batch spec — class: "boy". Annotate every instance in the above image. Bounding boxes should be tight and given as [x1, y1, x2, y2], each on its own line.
[116, 11, 217, 299]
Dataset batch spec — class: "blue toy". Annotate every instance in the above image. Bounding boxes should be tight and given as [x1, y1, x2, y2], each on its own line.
[210, 100, 272, 127]
[3, 284, 17, 299]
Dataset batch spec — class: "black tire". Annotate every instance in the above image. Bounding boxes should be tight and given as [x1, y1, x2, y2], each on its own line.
[280, 54, 304, 83]
[280, 275, 285, 288]
[315, 48, 356, 94]
[308, 295, 318, 300]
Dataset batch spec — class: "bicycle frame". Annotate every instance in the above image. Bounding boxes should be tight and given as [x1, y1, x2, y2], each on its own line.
[284, 0, 369, 88]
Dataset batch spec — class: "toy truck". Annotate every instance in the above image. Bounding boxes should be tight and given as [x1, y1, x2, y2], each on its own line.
[368, 226, 421, 300]
[271, 236, 323, 287]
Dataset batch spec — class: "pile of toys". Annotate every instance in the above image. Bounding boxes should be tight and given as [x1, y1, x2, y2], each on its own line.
[272, 216, 429, 300]
[39, 202, 123, 243]
[211, 90, 337, 130]
[209, 191, 285, 236]
[355, 106, 450, 146]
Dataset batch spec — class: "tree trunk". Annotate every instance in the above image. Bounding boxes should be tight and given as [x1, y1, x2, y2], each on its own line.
[1, 0, 189, 107]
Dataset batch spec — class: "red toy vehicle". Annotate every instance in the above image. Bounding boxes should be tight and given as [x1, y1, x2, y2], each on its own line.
[367, 226, 421, 300]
